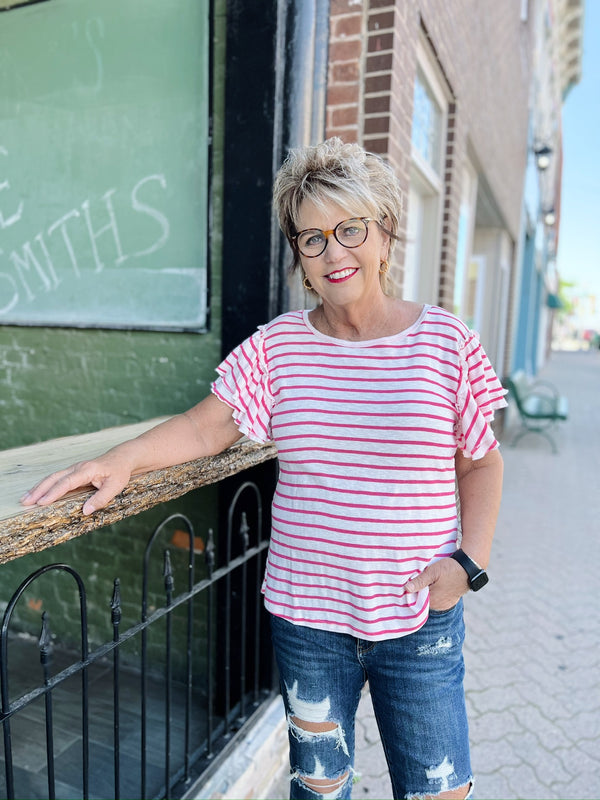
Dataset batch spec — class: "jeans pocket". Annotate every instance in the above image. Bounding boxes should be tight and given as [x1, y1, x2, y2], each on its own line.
[428, 601, 460, 616]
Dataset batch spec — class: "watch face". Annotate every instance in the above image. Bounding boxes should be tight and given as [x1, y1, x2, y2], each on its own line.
[470, 570, 489, 591]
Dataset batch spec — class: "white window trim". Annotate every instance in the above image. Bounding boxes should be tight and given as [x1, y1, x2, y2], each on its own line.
[520, 0, 529, 23]
[405, 32, 451, 303]
[453, 158, 479, 318]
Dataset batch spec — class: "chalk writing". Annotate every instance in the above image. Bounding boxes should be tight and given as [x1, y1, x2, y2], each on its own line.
[132, 175, 170, 257]
[0, 146, 24, 230]
[71, 17, 105, 94]
[47, 211, 82, 278]
[85, 18, 105, 93]
[0, 173, 171, 316]
[82, 190, 128, 272]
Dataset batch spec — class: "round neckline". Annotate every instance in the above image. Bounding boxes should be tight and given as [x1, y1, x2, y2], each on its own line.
[302, 304, 430, 346]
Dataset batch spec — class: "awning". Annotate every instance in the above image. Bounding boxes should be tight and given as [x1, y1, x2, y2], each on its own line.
[546, 293, 564, 309]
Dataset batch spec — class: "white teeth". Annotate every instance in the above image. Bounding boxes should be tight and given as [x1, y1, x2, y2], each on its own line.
[329, 268, 356, 280]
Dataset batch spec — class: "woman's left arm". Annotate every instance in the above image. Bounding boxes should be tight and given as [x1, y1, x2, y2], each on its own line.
[453, 447, 504, 568]
[404, 448, 503, 609]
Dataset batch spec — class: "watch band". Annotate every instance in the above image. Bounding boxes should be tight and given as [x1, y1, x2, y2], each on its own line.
[450, 548, 489, 591]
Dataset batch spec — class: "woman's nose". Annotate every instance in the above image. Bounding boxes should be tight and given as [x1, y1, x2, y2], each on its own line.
[323, 233, 346, 262]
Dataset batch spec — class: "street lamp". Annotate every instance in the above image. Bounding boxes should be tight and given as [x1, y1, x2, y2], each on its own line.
[543, 208, 556, 226]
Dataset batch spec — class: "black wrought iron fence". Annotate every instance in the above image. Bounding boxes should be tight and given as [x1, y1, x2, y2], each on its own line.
[0, 480, 276, 800]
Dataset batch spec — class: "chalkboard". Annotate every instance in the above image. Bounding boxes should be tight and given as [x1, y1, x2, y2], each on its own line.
[0, 0, 209, 331]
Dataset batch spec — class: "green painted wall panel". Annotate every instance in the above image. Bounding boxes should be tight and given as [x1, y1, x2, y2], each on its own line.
[1, 0, 210, 330]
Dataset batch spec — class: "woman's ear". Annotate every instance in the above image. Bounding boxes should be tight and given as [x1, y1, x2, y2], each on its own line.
[379, 228, 391, 262]
[378, 215, 391, 239]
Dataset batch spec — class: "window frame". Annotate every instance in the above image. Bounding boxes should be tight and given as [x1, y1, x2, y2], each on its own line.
[404, 34, 451, 303]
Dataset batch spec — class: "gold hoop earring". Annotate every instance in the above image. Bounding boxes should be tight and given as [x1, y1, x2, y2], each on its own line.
[379, 260, 390, 275]
[303, 274, 313, 291]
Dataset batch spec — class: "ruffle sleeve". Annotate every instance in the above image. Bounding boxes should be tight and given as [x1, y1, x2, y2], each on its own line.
[211, 327, 274, 444]
[455, 332, 508, 459]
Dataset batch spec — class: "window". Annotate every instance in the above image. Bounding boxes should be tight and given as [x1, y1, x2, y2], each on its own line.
[1, 0, 210, 331]
[411, 68, 443, 176]
[404, 36, 449, 303]
[453, 160, 478, 318]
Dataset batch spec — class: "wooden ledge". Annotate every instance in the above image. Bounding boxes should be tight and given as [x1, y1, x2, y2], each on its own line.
[0, 419, 277, 566]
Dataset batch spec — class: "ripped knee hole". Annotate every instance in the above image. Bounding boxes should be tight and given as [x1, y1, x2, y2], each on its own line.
[296, 770, 350, 795]
[287, 715, 350, 758]
[290, 716, 339, 733]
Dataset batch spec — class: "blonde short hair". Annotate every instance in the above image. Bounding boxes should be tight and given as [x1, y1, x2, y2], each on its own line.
[272, 138, 403, 274]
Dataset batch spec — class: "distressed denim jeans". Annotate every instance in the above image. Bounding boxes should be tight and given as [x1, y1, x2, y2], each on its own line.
[270, 602, 472, 800]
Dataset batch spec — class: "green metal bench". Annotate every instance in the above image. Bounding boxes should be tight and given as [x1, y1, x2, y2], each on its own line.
[502, 370, 569, 453]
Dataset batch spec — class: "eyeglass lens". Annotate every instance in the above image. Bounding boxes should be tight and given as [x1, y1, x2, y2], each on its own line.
[296, 218, 369, 257]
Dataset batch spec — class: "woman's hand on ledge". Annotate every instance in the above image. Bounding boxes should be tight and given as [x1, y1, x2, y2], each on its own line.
[20, 395, 244, 516]
[20, 450, 134, 516]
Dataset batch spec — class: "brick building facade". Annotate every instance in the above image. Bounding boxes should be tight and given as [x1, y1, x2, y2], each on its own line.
[325, 0, 536, 375]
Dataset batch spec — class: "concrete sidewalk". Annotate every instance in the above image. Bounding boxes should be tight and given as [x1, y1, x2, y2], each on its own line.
[265, 348, 600, 799]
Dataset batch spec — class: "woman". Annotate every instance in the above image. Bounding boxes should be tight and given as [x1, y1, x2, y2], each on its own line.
[23, 138, 506, 799]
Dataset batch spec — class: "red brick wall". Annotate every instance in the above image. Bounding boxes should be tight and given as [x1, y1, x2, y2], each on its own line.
[439, 102, 460, 309]
[326, 0, 365, 143]
[325, 0, 534, 310]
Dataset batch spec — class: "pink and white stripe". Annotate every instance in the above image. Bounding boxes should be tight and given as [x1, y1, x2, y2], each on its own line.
[212, 305, 507, 641]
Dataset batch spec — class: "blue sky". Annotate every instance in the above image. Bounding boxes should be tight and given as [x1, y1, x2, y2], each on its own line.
[557, 0, 600, 303]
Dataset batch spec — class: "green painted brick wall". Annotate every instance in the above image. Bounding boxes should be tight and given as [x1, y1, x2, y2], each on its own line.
[0, 325, 222, 450]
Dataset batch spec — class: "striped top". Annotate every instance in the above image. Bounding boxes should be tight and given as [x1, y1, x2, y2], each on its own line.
[212, 305, 507, 641]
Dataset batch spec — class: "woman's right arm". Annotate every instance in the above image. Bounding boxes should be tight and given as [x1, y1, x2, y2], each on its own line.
[21, 394, 242, 516]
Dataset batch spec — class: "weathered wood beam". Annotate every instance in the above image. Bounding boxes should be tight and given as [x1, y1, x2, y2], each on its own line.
[0, 426, 276, 565]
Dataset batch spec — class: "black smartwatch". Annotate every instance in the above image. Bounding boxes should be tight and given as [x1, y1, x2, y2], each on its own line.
[450, 548, 489, 591]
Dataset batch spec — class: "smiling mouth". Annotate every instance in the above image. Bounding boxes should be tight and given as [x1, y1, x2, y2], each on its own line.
[326, 267, 358, 283]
